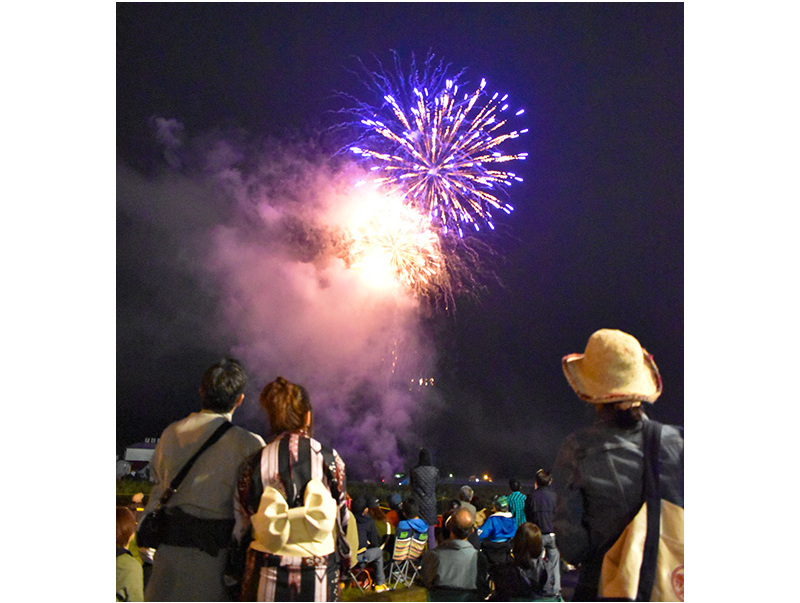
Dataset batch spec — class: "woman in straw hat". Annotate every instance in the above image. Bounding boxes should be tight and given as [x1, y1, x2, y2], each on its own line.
[551, 329, 684, 601]
[231, 377, 350, 601]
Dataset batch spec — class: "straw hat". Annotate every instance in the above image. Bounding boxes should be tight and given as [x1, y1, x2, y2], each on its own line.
[562, 329, 662, 404]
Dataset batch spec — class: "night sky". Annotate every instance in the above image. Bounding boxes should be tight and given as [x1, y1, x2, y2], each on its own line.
[116, 3, 684, 482]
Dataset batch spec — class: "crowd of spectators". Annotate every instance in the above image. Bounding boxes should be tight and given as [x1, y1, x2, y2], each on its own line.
[117, 329, 683, 602]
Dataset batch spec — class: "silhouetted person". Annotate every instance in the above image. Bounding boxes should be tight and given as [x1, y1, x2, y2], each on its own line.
[117, 506, 144, 602]
[525, 469, 561, 596]
[553, 329, 684, 601]
[507, 478, 527, 527]
[490, 522, 557, 601]
[422, 507, 490, 601]
[233, 377, 350, 601]
[351, 495, 388, 592]
[410, 448, 439, 549]
[142, 358, 265, 601]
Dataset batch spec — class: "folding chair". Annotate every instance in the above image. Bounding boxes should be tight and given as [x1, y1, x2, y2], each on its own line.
[405, 531, 429, 586]
[387, 529, 412, 589]
[390, 531, 428, 588]
[346, 547, 373, 593]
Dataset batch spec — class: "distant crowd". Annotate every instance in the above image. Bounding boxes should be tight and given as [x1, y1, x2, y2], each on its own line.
[117, 329, 684, 602]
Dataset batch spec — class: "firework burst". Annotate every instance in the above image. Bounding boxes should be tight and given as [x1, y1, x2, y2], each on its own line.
[345, 51, 528, 237]
[344, 188, 447, 298]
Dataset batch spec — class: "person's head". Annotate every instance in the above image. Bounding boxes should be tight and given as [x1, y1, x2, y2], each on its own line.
[509, 478, 521, 492]
[402, 497, 420, 519]
[116, 506, 137, 549]
[493, 495, 509, 512]
[351, 494, 368, 516]
[446, 507, 475, 540]
[457, 485, 474, 504]
[200, 358, 248, 413]
[388, 492, 402, 510]
[260, 376, 313, 436]
[512, 522, 543, 568]
[562, 330, 662, 416]
[535, 469, 552, 489]
[417, 448, 432, 466]
[367, 497, 387, 521]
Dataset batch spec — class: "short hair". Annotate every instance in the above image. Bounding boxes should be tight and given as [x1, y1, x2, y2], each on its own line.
[535, 469, 553, 488]
[260, 377, 312, 435]
[458, 485, 474, 502]
[200, 358, 248, 413]
[402, 497, 420, 519]
[512, 522, 543, 567]
[509, 478, 521, 491]
[447, 507, 475, 540]
[116, 506, 137, 548]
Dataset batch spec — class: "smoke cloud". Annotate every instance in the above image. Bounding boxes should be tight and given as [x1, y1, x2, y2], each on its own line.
[118, 121, 439, 480]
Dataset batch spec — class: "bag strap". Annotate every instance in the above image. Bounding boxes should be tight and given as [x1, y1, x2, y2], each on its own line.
[159, 420, 233, 506]
[636, 420, 663, 601]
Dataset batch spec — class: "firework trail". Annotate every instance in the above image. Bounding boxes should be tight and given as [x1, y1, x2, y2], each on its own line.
[344, 51, 529, 238]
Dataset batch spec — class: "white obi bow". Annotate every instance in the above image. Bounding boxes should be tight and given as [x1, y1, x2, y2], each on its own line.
[250, 478, 337, 557]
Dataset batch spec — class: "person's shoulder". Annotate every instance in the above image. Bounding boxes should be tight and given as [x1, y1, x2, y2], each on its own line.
[229, 424, 266, 446]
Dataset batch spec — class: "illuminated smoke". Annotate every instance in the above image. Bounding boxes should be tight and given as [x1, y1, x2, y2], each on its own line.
[119, 124, 439, 480]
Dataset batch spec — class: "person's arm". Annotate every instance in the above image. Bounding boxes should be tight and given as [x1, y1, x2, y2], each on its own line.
[552, 435, 590, 564]
[476, 516, 495, 541]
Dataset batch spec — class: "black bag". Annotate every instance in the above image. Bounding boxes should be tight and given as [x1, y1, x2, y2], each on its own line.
[137, 421, 233, 549]
[137, 505, 172, 549]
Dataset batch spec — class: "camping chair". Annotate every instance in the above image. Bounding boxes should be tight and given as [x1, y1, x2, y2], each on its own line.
[346, 547, 373, 593]
[387, 529, 413, 589]
[406, 531, 429, 585]
[389, 531, 428, 588]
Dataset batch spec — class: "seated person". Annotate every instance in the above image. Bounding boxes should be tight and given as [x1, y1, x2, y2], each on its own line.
[422, 508, 490, 601]
[477, 496, 517, 567]
[490, 522, 557, 601]
[397, 497, 429, 539]
[385, 492, 403, 528]
[351, 495, 388, 591]
[367, 496, 394, 547]
[477, 496, 517, 543]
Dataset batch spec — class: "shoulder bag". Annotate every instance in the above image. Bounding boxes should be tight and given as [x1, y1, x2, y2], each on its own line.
[137, 420, 233, 549]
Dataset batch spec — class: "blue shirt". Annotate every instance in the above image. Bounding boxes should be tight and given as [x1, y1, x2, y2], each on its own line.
[477, 512, 517, 541]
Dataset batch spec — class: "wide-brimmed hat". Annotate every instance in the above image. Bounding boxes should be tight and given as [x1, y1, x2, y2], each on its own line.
[562, 329, 662, 404]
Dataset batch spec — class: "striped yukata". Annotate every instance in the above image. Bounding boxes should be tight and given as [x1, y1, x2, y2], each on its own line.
[234, 431, 350, 601]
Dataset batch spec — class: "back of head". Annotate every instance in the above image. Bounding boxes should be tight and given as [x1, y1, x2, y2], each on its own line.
[447, 507, 475, 540]
[512, 522, 543, 567]
[535, 469, 552, 488]
[200, 358, 248, 413]
[260, 376, 312, 436]
[402, 497, 420, 519]
[417, 447, 432, 466]
[458, 485, 473, 503]
[116, 506, 137, 548]
[509, 478, 521, 492]
[351, 494, 368, 516]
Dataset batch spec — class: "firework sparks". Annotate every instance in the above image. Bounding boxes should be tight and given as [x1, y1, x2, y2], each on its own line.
[346, 52, 528, 237]
[344, 187, 446, 297]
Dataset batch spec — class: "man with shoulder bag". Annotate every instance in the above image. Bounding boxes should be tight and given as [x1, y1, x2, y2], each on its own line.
[139, 358, 265, 601]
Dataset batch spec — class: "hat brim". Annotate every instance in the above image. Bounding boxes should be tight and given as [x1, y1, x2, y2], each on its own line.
[562, 350, 662, 404]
